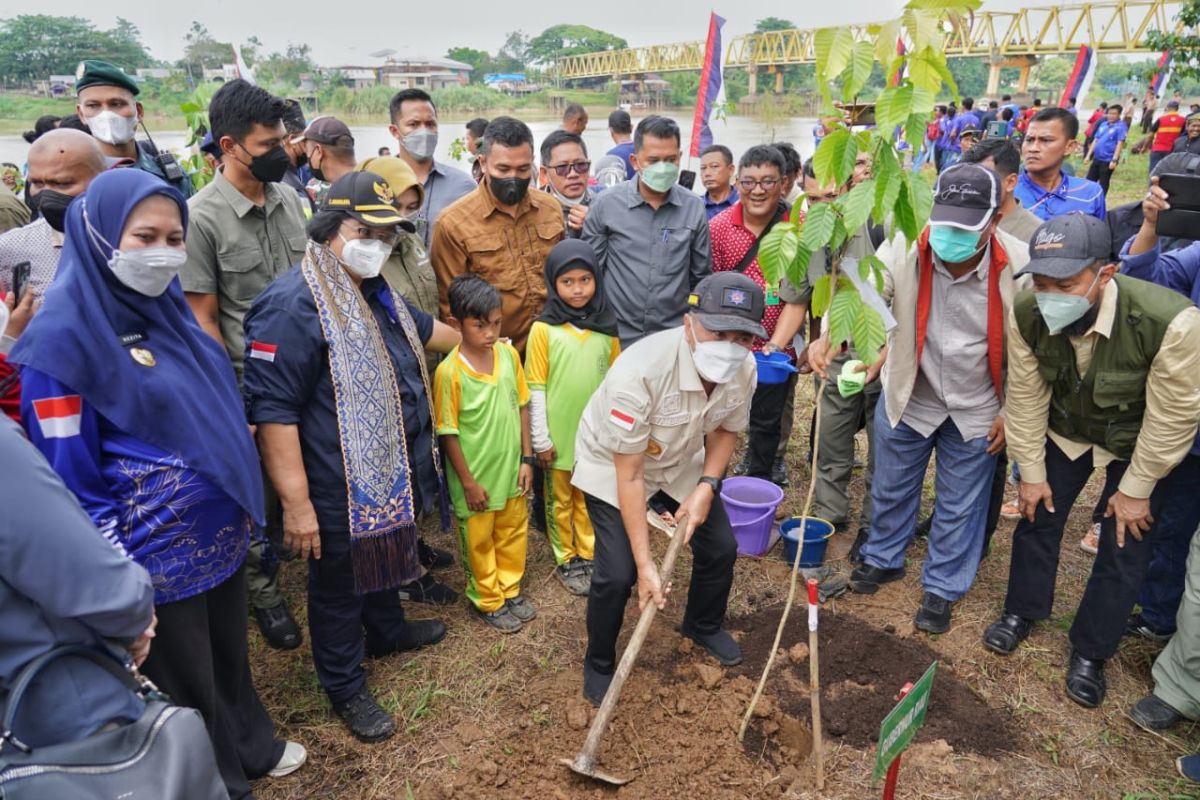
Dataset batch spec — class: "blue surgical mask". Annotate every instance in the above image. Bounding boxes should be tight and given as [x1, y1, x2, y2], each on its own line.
[1035, 270, 1102, 335]
[928, 224, 985, 263]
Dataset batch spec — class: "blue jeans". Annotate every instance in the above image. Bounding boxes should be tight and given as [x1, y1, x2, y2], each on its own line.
[1137, 454, 1200, 633]
[912, 141, 933, 173]
[861, 399, 997, 601]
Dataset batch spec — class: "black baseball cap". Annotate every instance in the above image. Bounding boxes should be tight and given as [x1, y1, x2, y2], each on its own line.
[295, 116, 354, 147]
[322, 171, 413, 231]
[928, 162, 1001, 232]
[1020, 213, 1111, 279]
[687, 273, 767, 338]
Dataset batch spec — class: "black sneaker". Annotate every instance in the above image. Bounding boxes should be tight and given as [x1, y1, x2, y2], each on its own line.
[473, 604, 522, 633]
[680, 624, 743, 666]
[914, 515, 933, 539]
[914, 592, 953, 634]
[417, 538, 454, 569]
[367, 619, 448, 657]
[397, 573, 458, 606]
[1125, 613, 1174, 643]
[771, 457, 790, 487]
[333, 690, 396, 743]
[848, 563, 906, 594]
[1129, 695, 1186, 732]
[732, 452, 750, 476]
[505, 595, 537, 623]
[254, 602, 302, 650]
[556, 560, 590, 596]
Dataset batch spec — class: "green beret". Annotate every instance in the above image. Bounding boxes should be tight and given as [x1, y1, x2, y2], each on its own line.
[75, 60, 139, 96]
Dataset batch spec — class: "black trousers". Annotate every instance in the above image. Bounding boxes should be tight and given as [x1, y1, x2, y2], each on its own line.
[747, 375, 795, 480]
[308, 528, 415, 704]
[584, 491, 737, 675]
[1086, 160, 1117, 194]
[1002, 439, 1166, 661]
[982, 454, 1008, 553]
[141, 567, 282, 800]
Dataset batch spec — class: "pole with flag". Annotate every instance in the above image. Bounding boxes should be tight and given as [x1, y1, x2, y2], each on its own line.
[1151, 50, 1173, 101]
[889, 38, 907, 87]
[231, 43, 257, 85]
[1060, 45, 1096, 110]
[689, 12, 727, 164]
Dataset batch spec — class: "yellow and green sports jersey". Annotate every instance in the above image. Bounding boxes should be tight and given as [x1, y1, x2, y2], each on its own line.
[524, 321, 620, 471]
[434, 342, 530, 519]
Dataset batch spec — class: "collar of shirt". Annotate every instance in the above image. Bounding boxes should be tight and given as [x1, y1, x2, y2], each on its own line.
[427, 160, 454, 182]
[1018, 169, 1068, 201]
[212, 169, 282, 219]
[1075, 279, 1118, 340]
[931, 241, 992, 283]
[626, 177, 683, 209]
[675, 328, 704, 393]
[705, 186, 738, 210]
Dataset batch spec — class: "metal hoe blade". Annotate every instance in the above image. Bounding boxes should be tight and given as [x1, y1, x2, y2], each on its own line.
[558, 755, 631, 786]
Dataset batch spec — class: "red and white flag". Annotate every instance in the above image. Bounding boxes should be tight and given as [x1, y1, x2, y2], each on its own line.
[32, 395, 82, 439]
[249, 341, 277, 363]
[609, 408, 636, 432]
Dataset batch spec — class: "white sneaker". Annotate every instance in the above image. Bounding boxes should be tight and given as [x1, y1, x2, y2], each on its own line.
[267, 741, 307, 778]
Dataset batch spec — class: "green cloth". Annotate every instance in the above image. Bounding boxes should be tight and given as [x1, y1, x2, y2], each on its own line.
[76, 60, 139, 96]
[1152, 520, 1200, 720]
[434, 343, 530, 519]
[524, 321, 619, 471]
[1014, 275, 1191, 459]
[812, 350, 881, 526]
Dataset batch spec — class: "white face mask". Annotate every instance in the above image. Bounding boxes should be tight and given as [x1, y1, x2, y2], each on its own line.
[109, 248, 188, 296]
[692, 338, 750, 384]
[339, 236, 391, 279]
[86, 110, 139, 146]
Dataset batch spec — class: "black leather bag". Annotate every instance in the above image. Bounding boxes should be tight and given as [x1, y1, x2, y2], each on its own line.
[0, 645, 228, 800]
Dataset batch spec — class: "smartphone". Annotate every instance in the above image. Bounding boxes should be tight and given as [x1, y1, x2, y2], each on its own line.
[1156, 172, 1200, 239]
[986, 120, 1009, 139]
[11, 261, 30, 303]
[678, 169, 697, 191]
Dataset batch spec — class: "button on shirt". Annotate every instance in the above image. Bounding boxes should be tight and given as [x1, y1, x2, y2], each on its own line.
[0, 218, 63, 299]
[1014, 170, 1107, 222]
[431, 183, 565, 352]
[417, 160, 477, 250]
[901, 248, 1000, 441]
[582, 178, 712, 346]
[572, 327, 754, 508]
[180, 170, 308, 378]
[243, 268, 439, 530]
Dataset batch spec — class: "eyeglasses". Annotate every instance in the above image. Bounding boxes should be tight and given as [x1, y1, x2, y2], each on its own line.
[737, 178, 780, 192]
[546, 160, 591, 177]
[342, 223, 400, 248]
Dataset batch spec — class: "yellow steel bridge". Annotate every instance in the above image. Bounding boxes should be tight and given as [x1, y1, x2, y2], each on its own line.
[555, 1, 1188, 95]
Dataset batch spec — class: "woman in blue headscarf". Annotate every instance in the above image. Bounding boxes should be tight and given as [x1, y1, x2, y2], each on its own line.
[12, 169, 304, 799]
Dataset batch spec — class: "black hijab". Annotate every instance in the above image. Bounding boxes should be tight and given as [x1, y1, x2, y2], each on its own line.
[537, 239, 618, 336]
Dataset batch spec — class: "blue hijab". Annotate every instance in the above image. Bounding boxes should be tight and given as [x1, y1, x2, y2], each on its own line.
[11, 169, 264, 526]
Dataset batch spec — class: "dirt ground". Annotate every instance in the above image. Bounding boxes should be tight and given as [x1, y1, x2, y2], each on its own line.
[251, 378, 1200, 800]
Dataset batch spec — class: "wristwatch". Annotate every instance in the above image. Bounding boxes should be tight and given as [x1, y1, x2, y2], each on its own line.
[698, 476, 722, 494]
[521, 456, 536, 467]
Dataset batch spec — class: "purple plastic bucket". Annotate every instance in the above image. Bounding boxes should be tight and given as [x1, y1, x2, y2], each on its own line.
[721, 476, 785, 556]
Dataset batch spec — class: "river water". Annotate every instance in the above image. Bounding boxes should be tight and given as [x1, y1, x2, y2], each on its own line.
[0, 113, 821, 181]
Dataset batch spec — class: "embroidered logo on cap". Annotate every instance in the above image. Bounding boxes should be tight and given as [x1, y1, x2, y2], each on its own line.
[723, 288, 750, 308]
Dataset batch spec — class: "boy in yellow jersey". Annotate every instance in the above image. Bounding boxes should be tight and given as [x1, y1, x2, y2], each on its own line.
[435, 275, 535, 633]
[525, 241, 621, 595]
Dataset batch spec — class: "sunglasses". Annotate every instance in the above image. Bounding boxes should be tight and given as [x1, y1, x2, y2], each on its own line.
[546, 160, 591, 177]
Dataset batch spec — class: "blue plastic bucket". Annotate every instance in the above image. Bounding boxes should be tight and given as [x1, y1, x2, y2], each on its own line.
[721, 476, 785, 556]
[780, 517, 836, 567]
[755, 351, 799, 385]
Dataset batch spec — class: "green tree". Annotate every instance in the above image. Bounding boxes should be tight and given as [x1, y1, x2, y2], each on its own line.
[446, 47, 495, 82]
[255, 44, 316, 88]
[179, 21, 232, 80]
[497, 30, 531, 71]
[946, 57, 987, 98]
[0, 14, 151, 85]
[1147, 0, 1200, 82]
[755, 17, 796, 32]
[527, 24, 627, 65]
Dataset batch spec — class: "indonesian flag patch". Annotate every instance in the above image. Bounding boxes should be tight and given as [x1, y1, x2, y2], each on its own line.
[609, 408, 636, 431]
[249, 341, 277, 363]
[32, 395, 83, 439]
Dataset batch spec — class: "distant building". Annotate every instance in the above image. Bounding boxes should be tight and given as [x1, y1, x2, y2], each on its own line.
[332, 68, 378, 91]
[327, 56, 472, 92]
[136, 68, 173, 80]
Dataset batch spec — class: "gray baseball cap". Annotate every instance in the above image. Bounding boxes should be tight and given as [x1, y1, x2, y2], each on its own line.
[687, 272, 767, 338]
[928, 162, 1002, 231]
[1019, 213, 1111, 279]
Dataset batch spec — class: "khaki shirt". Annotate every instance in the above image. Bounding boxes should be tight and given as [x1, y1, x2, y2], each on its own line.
[430, 183, 565, 352]
[572, 327, 755, 508]
[383, 233, 439, 318]
[998, 201, 1043, 244]
[1005, 280, 1200, 498]
[180, 170, 308, 377]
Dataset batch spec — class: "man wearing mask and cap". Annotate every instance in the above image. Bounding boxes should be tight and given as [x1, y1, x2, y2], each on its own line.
[431, 116, 564, 354]
[74, 59, 193, 198]
[583, 115, 712, 347]
[573, 272, 761, 706]
[812, 163, 1027, 634]
[294, 116, 357, 205]
[388, 89, 475, 250]
[985, 213, 1200, 709]
[181, 79, 308, 651]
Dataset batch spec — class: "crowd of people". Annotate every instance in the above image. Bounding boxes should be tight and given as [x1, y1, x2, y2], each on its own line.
[3, 57, 1200, 795]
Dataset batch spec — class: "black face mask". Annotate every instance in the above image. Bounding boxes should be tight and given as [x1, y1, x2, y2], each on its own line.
[309, 152, 326, 183]
[242, 144, 291, 184]
[293, 147, 308, 169]
[34, 189, 74, 233]
[488, 174, 530, 206]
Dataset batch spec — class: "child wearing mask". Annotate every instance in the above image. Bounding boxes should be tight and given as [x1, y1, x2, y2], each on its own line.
[524, 240, 621, 595]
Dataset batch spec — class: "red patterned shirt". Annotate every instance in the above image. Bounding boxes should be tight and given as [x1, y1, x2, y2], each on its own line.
[708, 202, 799, 354]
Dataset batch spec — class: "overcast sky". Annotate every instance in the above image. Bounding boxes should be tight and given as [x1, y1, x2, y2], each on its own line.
[24, 0, 1037, 67]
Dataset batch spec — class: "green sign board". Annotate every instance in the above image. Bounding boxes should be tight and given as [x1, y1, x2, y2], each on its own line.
[872, 661, 938, 784]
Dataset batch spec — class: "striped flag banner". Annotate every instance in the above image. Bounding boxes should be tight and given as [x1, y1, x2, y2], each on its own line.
[1060, 45, 1096, 109]
[889, 38, 907, 87]
[1151, 50, 1173, 100]
[689, 12, 727, 159]
[232, 44, 257, 85]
